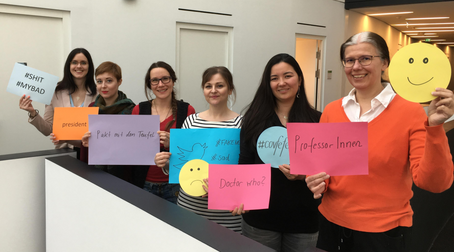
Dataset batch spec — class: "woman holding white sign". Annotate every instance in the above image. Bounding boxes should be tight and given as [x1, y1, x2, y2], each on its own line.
[19, 48, 97, 151]
[238, 53, 321, 251]
[154, 66, 243, 232]
[131, 61, 195, 203]
[305, 31, 454, 251]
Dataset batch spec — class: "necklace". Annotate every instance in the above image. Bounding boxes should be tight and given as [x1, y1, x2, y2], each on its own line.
[283, 115, 288, 120]
[72, 91, 85, 101]
[153, 100, 171, 121]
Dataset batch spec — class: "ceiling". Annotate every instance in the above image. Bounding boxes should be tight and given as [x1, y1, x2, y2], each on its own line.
[349, 1, 454, 45]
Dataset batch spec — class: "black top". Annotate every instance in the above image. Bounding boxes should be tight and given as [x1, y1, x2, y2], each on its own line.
[239, 112, 320, 233]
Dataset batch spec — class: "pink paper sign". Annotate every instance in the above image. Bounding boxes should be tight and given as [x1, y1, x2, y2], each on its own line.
[287, 122, 368, 176]
[208, 164, 271, 211]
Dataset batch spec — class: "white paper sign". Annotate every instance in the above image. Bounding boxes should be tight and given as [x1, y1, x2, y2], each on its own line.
[7, 63, 59, 105]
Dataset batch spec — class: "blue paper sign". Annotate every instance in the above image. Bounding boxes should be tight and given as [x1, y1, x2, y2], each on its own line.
[6, 63, 59, 105]
[257, 126, 289, 168]
[169, 128, 241, 184]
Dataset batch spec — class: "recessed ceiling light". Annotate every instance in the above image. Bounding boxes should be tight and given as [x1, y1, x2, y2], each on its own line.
[424, 33, 437, 35]
[435, 42, 454, 45]
[429, 39, 446, 41]
[411, 36, 439, 38]
[391, 22, 454, 26]
[415, 27, 454, 29]
[406, 17, 449, 21]
[406, 33, 419, 36]
[403, 30, 454, 33]
[369, 11, 413, 16]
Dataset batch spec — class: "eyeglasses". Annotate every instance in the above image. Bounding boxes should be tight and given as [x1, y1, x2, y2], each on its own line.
[71, 60, 88, 66]
[150, 76, 172, 86]
[342, 55, 381, 68]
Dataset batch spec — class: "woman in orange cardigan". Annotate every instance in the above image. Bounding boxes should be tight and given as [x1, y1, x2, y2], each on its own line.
[306, 31, 454, 252]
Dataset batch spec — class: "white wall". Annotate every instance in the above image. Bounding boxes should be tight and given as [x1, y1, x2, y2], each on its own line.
[0, 151, 76, 252]
[0, 5, 70, 154]
[1, 0, 346, 155]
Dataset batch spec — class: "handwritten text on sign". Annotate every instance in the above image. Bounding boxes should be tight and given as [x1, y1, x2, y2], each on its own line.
[88, 115, 160, 165]
[7, 63, 59, 105]
[208, 164, 271, 211]
[287, 122, 368, 176]
[257, 126, 290, 168]
[169, 128, 240, 184]
[53, 107, 99, 140]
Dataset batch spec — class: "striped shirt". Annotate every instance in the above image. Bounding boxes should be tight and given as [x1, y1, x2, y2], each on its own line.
[177, 113, 243, 233]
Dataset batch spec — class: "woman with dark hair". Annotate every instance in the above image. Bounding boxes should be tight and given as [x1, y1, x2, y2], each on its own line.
[131, 61, 195, 203]
[239, 53, 321, 251]
[306, 31, 454, 251]
[19, 48, 97, 150]
[155, 66, 242, 232]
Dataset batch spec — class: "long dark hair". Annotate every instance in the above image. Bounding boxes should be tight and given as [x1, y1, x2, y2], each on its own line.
[55, 48, 96, 96]
[241, 53, 320, 148]
[144, 61, 178, 131]
[340, 31, 390, 83]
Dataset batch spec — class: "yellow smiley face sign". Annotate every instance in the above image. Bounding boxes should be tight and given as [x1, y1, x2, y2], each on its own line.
[179, 159, 209, 197]
[389, 43, 451, 103]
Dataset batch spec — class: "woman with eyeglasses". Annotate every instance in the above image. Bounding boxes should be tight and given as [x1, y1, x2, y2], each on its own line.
[131, 61, 195, 203]
[19, 48, 97, 153]
[305, 31, 454, 251]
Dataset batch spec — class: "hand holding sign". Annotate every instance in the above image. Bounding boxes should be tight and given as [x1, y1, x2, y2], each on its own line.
[19, 94, 36, 115]
[428, 88, 454, 126]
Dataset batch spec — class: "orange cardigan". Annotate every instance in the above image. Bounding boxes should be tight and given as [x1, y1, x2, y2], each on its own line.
[319, 95, 453, 232]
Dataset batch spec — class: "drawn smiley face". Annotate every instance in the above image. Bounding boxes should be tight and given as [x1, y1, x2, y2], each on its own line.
[389, 43, 451, 103]
[179, 159, 209, 197]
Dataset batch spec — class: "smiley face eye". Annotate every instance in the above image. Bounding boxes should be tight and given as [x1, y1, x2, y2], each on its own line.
[197, 167, 200, 171]
[423, 57, 429, 64]
[190, 168, 193, 172]
[409, 58, 414, 64]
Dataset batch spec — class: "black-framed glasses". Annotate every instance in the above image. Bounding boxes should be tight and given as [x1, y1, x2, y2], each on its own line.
[342, 55, 381, 68]
[150, 76, 172, 86]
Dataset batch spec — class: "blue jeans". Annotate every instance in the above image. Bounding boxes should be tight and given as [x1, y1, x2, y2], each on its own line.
[242, 219, 318, 252]
[143, 181, 180, 204]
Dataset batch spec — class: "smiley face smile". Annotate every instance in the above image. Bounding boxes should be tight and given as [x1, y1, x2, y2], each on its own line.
[407, 76, 434, 86]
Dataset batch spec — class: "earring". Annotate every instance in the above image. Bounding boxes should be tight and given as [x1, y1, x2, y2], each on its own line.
[297, 87, 300, 99]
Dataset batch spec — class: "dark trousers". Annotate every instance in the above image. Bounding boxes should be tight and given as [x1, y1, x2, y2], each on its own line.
[317, 214, 412, 252]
